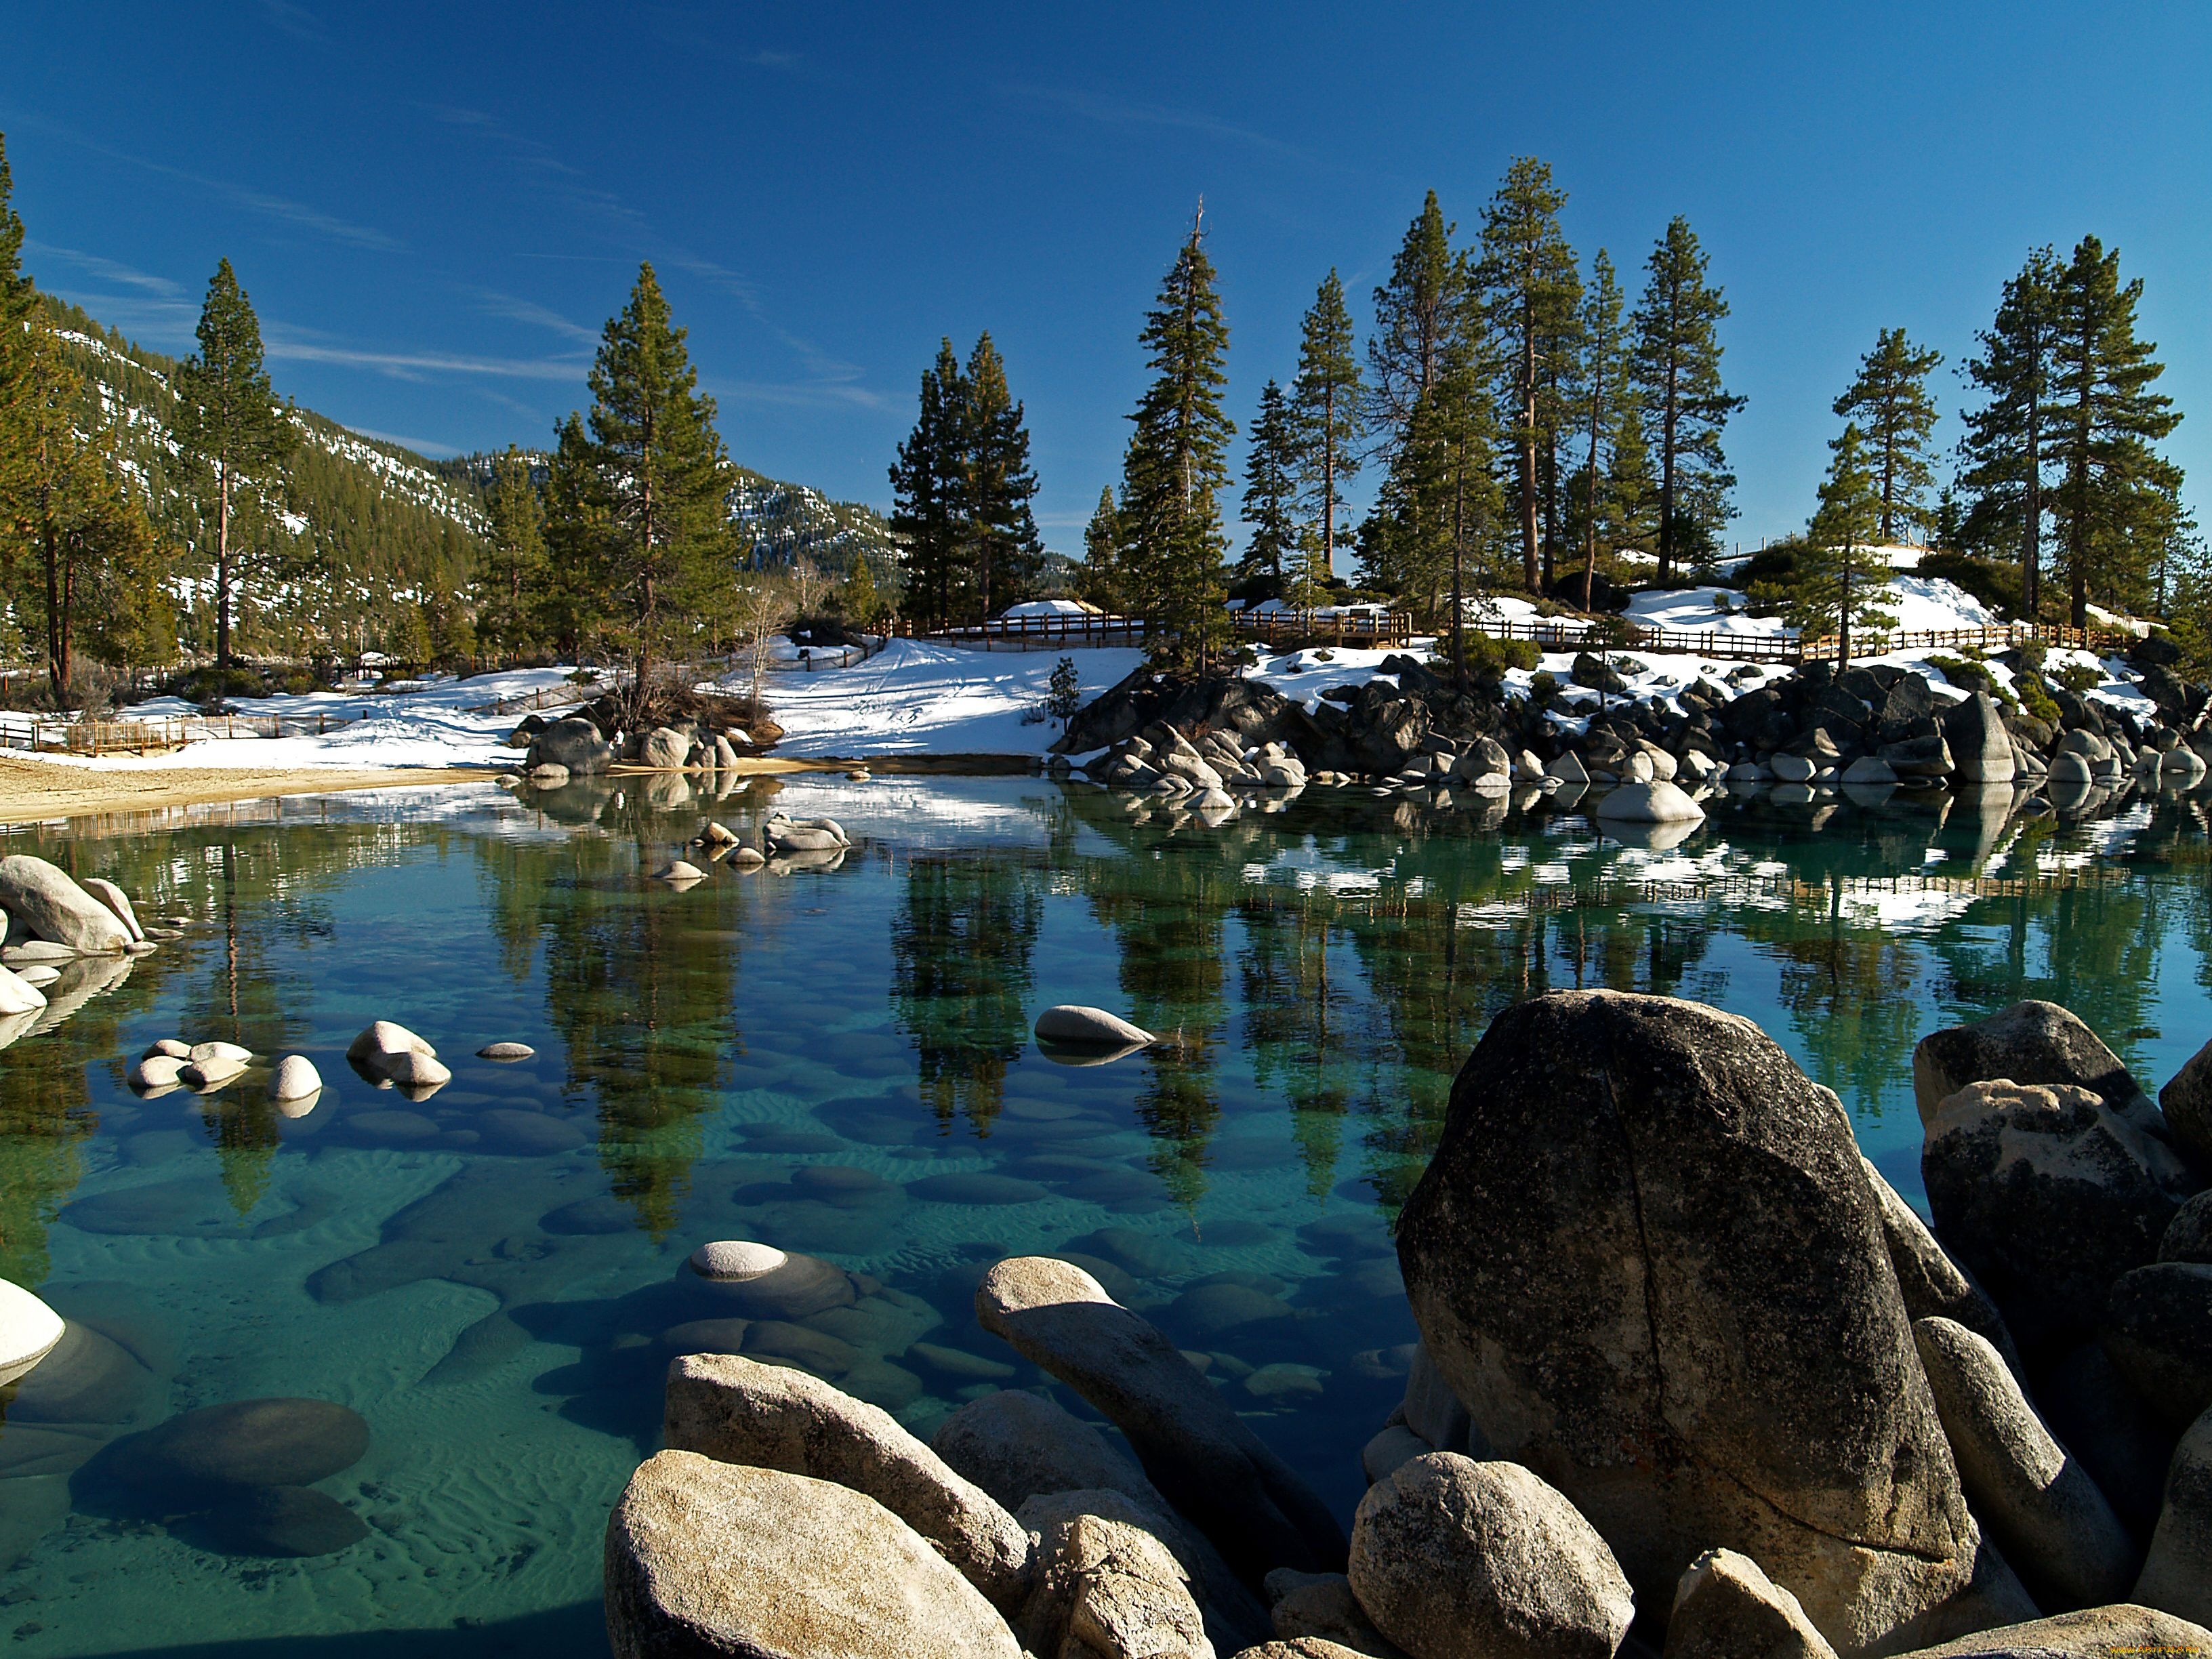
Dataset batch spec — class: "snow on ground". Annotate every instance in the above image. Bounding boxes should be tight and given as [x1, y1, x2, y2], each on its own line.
[761, 639, 1145, 756]
[1000, 598, 1100, 619]
[1250, 644, 1424, 708]
[1624, 586, 1787, 641]
[30, 668, 586, 773]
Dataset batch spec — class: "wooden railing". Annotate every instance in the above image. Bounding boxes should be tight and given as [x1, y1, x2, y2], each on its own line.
[0, 711, 363, 754]
[1469, 615, 2127, 666]
[899, 609, 1414, 649]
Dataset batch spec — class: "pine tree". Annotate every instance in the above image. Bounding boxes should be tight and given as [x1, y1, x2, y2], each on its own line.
[1832, 327, 1942, 544]
[1605, 403, 1660, 552]
[538, 412, 607, 663]
[2048, 235, 2183, 628]
[1367, 192, 1467, 459]
[1475, 158, 1580, 593]
[1773, 424, 1893, 666]
[889, 340, 964, 628]
[959, 333, 1044, 619]
[1240, 378, 1298, 585]
[476, 445, 546, 663]
[0, 134, 38, 552]
[1287, 270, 1362, 604]
[1629, 218, 1743, 583]
[1119, 208, 1234, 672]
[566, 264, 735, 682]
[1572, 248, 1629, 609]
[839, 554, 882, 630]
[1959, 248, 2063, 616]
[173, 258, 295, 670]
[1078, 485, 1124, 612]
[16, 325, 170, 701]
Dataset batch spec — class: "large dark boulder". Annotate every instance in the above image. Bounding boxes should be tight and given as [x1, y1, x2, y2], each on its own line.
[2101, 1263, 2212, 1427]
[1923, 1080, 2198, 1358]
[1397, 991, 2022, 1656]
[1912, 1002, 2153, 1129]
[526, 716, 614, 776]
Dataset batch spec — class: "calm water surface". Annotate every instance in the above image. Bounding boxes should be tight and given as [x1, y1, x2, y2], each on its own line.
[1, 773, 2208, 1656]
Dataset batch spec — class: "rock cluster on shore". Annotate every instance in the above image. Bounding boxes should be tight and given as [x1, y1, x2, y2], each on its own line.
[605, 987, 2212, 1658]
[1050, 642, 2212, 829]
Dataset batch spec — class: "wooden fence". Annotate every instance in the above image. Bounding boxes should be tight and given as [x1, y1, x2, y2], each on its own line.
[0, 710, 363, 754]
[1469, 615, 2127, 666]
[899, 609, 1414, 650]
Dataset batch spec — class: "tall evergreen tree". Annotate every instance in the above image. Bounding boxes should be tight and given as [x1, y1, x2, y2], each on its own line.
[1078, 485, 1124, 613]
[1769, 424, 1893, 667]
[1958, 247, 2062, 617]
[1628, 218, 1742, 583]
[1475, 158, 1580, 593]
[1366, 192, 1467, 460]
[173, 258, 294, 670]
[2048, 235, 2182, 628]
[1832, 327, 1942, 544]
[550, 264, 735, 683]
[1119, 208, 1235, 671]
[1288, 270, 1363, 602]
[889, 339, 965, 628]
[1572, 249, 1629, 609]
[1240, 378, 1298, 584]
[0, 134, 37, 548]
[476, 445, 547, 662]
[958, 332, 1044, 619]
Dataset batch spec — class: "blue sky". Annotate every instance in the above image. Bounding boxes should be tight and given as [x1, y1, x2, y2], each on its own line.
[6, 2, 2209, 559]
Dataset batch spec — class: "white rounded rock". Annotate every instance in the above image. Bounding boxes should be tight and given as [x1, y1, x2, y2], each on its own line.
[0, 964, 47, 1016]
[0, 1277, 64, 1387]
[1034, 1006, 1158, 1048]
[654, 861, 707, 882]
[380, 1050, 453, 1088]
[145, 1038, 191, 1060]
[131, 1054, 185, 1090]
[478, 1041, 535, 1061]
[689, 1240, 790, 1282]
[347, 1020, 436, 1063]
[270, 1054, 323, 1102]
[190, 1040, 253, 1065]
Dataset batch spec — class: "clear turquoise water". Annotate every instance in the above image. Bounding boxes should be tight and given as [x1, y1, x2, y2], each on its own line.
[0, 773, 2207, 1656]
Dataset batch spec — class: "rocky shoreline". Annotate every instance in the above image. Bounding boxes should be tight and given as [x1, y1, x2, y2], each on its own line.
[1047, 644, 2212, 831]
[602, 991, 2212, 1659]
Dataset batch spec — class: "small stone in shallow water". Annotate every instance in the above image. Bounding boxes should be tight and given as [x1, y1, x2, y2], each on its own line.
[659, 1317, 752, 1354]
[542, 1197, 634, 1235]
[188, 1040, 252, 1065]
[476, 1041, 534, 1061]
[1034, 1004, 1157, 1048]
[477, 1108, 588, 1154]
[129, 1055, 184, 1091]
[347, 1109, 440, 1143]
[145, 1038, 191, 1059]
[689, 1240, 790, 1282]
[905, 1174, 1050, 1206]
[269, 1054, 322, 1102]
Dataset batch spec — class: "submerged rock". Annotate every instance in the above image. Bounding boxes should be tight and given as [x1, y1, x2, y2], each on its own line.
[605, 1452, 1021, 1659]
[88, 1397, 369, 1496]
[190, 1485, 369, 1558]
[1396, 990, 2017, 1655]
[975, 1255, 1346, 1583]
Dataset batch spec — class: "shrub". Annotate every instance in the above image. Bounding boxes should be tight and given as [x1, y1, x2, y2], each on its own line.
[2053, 661, 2102, 695]
[1047, 657, 1082, 726]
[1924, 654, 2015, 712]
[2015, 637, 2048, 672]
[2016, 674, 2062, 726]
[1462, 632, 1540, 678]
[1917, 550, 2022, 621]
[1527, 670, 1560, 709]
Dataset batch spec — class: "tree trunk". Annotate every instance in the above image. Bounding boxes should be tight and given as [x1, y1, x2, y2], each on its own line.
[216, 460, 232, 671]
[1520, 302, 1540, 593]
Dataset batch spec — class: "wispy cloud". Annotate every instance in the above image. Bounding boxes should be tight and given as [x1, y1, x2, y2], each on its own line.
[266, 338, 586, 382]
[743, 49, 799, 69]
[9, 112, 401, 251]
[25, 239, 180, 296]
[468, 287, 602, 348]
[705, 375, 897, 413]
[350, 427, 460, 457]
[258, 0, 329, 45]
[1006, 85, 1315, 165]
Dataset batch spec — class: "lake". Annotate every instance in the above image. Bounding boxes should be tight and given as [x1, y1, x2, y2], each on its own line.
[0, 772, 2206, 1656]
